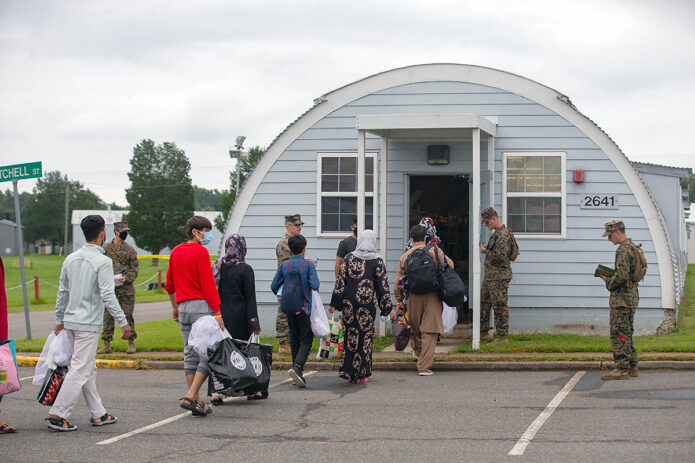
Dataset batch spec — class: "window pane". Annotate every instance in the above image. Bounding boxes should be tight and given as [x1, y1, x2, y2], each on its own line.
[340, 197, 357, 214]
[322, 157, 338, 175]
[340, 157, 356, 175]
[365, 174, 373, 192]
[322, 197, 339, 213]
[544, 174, 561, 192]
[544, 216, 561, 233]
[507, 156, 524, 192]
[544, 156, 561, 174]
[507, 197, 525, 214]
[508, 215, 525, 232]
[365, 197, 373, 214]
[526, 215, 543, 233]
[339, 175, 356, 192]
[544, 197, 561, 214]
[365, 159, 374, 174]
[526, 198, 544, 214]
[339, 215, 354, 231]
[507, 156, 524, 172]
[365, 214, 374, 229]
[322, 175, 338, 192]
[322, 214, 339, 231]
[525, 157, 543, 192]
[507, 176, 524, 192]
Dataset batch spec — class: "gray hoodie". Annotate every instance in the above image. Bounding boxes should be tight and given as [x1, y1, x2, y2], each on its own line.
[55, 244, 127, 332]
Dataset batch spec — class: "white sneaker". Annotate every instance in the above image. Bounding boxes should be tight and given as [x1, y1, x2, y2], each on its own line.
[418, 369, 433, 376]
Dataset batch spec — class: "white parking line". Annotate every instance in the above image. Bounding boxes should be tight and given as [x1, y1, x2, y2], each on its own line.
[20, 375, 34, 381]
[508, 371, 585, 456]
[96, 370, 318, 446]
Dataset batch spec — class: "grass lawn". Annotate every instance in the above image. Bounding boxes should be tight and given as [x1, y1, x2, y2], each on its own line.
[14, 318, 396, 354]
[4, 254, 172, 312]
[454, 264, 695, 353]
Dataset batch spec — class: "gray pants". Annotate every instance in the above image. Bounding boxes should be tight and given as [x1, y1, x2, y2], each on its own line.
[179, 300, 213, 376]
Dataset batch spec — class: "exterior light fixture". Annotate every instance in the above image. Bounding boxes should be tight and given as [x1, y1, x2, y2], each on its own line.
[427, 145, 450, 165]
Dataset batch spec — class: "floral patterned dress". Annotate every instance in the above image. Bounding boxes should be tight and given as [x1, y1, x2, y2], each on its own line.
[330, 254, 392, 382]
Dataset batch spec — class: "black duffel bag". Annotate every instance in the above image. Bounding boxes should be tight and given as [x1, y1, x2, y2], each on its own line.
[207, 337, 257, 397]
[434, 246, 465, 306]
[233, 336, 273, 396]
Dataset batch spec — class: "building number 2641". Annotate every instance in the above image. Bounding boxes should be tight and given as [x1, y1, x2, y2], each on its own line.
[580, 195, 619, 209]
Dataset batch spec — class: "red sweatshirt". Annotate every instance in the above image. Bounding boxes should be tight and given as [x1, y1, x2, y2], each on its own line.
[165, 242, 221, 314]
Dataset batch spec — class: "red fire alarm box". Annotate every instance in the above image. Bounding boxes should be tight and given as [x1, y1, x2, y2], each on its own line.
[573, 169, 584, 183]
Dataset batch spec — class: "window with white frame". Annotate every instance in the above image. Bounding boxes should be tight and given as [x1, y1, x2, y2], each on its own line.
[317, 153, 376, 235]
[503, 152, 566, 236]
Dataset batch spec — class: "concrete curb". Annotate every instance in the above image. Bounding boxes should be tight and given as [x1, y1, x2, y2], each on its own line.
[16, 356, 139, 369]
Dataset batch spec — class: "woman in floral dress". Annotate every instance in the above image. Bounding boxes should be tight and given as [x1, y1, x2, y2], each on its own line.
[329, 230, 394, 383]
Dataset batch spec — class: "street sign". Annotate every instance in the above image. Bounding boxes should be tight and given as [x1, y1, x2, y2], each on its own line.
[0, 161, 42, 183]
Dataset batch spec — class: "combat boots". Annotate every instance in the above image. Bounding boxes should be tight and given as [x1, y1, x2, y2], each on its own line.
[127, 340, 137, 354]
[481, 331, 493, 342]
[628, 365, 638, 377]
[278, 344, 292, 356]
[97, 341, 112, 354]
[489, 336, 508, 345]
[601, 368, 630, 380]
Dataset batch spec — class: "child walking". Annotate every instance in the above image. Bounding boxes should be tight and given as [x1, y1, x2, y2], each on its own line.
[270, 234, 319, 387]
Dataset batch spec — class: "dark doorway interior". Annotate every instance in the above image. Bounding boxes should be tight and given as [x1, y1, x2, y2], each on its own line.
[409, 175, 470, 322]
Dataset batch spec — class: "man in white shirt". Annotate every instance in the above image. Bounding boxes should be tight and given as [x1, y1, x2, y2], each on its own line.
[45, 215, 131, 432]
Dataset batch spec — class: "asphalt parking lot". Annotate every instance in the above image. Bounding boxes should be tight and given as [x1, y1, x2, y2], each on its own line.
[2, 367, 694, 462]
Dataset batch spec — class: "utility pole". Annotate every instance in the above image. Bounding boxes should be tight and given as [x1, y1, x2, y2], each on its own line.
[63, 182, 69, 255]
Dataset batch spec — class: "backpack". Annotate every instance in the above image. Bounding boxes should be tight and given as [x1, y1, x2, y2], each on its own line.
[627, 242, 647, 282]
[505, 227, 520, 262]
[279, 260, 309, 315]
[406, 245, 440, 295]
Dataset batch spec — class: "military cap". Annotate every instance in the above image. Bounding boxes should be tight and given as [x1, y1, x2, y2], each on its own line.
[114, 221, 130, 232]
[602, 219, 625, 237]
[481, 207, 498, 221]
[285, 214, 304, 225]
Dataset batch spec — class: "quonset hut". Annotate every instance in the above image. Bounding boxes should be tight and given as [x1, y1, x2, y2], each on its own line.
[221, 64, 690, 347]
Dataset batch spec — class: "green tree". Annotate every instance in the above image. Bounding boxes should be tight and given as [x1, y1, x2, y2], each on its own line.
[215, 145, 266, 232]
[23, 171, 105, 249]
[126, 139, 194, 261]
[681, 173, 695, 203]
[193, 186, 227, 211]
[0, 189, 30, 222]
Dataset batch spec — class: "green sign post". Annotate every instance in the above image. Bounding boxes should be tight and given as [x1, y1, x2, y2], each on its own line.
[1, 161, 42, 339]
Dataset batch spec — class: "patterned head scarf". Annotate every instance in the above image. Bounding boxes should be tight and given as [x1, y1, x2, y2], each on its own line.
[212, 234, 247, 286]
[351, 229, 381, 261]
[405, 216, 442, 251]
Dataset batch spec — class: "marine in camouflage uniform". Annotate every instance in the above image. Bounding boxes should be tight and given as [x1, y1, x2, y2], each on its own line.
[480, 207, 513, 340]
[276, 214, 304, 350]
[101, 222, 139, 352]
[601, 219, 639, 380]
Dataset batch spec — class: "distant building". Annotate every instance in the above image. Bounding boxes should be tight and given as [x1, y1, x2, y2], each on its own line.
[687, 203, 695, 264]
[0, 219, 21, 255]
[71, 209, 223, 256]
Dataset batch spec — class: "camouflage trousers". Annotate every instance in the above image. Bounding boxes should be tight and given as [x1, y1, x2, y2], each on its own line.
[610, 306, 638, 369]
[102, 291, 137, 341]
[276, 304, 289, 345]
[480, 278, 510, 336]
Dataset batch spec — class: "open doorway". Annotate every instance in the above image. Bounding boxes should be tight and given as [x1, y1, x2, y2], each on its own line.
[409, 175, 470, 322]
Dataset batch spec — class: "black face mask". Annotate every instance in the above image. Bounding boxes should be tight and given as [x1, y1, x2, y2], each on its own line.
[119, 231, 128, 240]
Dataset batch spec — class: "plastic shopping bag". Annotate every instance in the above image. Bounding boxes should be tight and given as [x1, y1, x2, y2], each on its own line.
[310, 290, 330, 338]
[442, 303, 458, 337]
[233, 334, 273, 397]
[189, 315, 221, 357]
[37, 366, 69, 406]
[0, 341, 21, 396]
[33, 332, 57, 385]
[49, 330, 73, 367]
[207, 337, 258, 397]
[316, 313, 344, 360]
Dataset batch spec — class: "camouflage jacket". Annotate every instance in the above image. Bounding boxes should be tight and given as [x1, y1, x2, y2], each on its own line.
[276, 232, 292, 266]
[105, 239, 139, 295]
[484, 225, 512, 281]
[606, 238, 639, 308]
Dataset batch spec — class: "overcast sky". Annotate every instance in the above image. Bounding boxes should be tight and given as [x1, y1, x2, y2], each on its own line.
[1, 0, 693, 205]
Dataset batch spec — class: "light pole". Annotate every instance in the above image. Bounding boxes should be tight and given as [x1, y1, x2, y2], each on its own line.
[229, 135, 248, 201]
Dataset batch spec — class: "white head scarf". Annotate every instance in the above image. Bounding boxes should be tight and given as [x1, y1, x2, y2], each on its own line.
[350, 229, 381, 261]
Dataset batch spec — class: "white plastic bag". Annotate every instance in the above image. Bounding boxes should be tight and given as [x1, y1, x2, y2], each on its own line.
[310, 290, 330, 338]
[33, 332, 57, 385]
[442, 303, 458, 337]
[189, 315, 222, 356]
[50, 330, 73, 367]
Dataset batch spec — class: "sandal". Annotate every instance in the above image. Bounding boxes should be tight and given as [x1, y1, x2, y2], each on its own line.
[0, 423, 17, 433]
[247, 391, 269, 401]
[45, 415, 77, 432]
[355, 378, 370, 384]
[90, 413, 117, 426]
[197, 400, 212, 415]
[179, 397, 207, 416]
[211, 396, 225, 406]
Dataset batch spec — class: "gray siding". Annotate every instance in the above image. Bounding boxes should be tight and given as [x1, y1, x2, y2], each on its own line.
[237, 80, 662, 331]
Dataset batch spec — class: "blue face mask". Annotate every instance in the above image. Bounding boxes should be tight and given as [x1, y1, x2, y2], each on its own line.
[200, 231, 213, 246]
